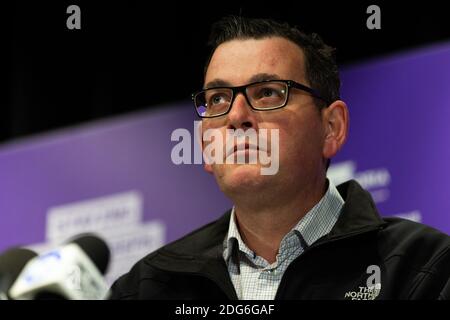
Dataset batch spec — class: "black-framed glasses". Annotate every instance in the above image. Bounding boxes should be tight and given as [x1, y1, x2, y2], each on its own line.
[192, 79, 328, 118]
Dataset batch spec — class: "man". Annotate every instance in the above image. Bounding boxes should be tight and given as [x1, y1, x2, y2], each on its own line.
[110, 16, 449, 300]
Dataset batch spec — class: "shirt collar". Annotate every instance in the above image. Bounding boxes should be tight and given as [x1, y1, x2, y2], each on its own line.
[223, 179, 345, 262]
[223, 207, 253, 262]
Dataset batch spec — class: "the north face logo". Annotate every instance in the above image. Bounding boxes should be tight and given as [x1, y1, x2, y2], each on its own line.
[344, 284, 381, 300]
[344, 265, 381, 300]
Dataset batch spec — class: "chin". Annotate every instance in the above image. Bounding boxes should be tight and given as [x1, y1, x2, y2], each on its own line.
[216, 164, 271, 194]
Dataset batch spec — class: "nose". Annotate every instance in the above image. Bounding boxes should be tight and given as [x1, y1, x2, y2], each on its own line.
[227, 93, 257, 131]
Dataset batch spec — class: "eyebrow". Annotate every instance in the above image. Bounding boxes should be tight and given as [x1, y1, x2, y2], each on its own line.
[204, 79, 231, 89]
[248, 73, 281, 83]
[204, 73, 282, 89]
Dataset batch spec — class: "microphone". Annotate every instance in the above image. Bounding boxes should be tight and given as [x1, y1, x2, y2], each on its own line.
[9, 233, 111, 300]
[0, 247, 38, 300]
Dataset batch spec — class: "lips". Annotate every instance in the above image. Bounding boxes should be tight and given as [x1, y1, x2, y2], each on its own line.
[225, 142, 266, 160]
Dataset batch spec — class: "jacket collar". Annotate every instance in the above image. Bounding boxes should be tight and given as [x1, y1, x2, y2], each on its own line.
[329, 179, 386, 238]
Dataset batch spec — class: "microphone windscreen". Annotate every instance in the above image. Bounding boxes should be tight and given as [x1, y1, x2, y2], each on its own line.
[67, 234, 110, 275]
[0, 247, 38, 295]
[0, 248, 38, 280]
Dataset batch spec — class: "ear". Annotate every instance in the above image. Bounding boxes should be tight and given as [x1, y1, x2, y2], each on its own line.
[321, 100, 349, 159]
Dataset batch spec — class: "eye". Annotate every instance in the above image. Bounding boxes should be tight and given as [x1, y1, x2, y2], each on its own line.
[206, 90, 231, 107]
[262, 88, 276, 97]
[254, 86, 285, 100]
[211, 94, 226, 105]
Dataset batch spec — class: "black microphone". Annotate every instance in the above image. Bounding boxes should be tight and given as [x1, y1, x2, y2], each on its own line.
[0, 247, 38, 300]
[67, 233, 110, 275]
[10, 234, 111, 300]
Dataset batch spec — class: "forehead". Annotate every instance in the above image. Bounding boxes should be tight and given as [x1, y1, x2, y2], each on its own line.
[205, 36, 306, 87]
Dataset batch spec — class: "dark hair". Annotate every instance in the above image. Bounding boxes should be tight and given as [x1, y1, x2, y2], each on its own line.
[204, 15, 340, 108]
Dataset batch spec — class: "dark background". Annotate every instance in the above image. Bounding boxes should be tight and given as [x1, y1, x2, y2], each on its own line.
[2, 1, 449, 143]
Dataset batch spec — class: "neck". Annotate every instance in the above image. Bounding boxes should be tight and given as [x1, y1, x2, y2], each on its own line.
[233, 178, 328, 264]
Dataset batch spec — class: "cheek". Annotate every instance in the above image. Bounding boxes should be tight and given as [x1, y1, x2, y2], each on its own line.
[201, 121, 226, 148]
[277, 116, 324, 164]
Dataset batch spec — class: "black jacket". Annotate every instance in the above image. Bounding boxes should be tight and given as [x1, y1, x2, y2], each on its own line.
[110, 180, 450, 300]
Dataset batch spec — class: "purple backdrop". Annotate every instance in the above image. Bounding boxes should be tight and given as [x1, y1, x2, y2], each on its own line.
[333, 42, 450, 234]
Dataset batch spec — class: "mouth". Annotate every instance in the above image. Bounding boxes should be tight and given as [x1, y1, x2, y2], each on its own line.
[225, 143, 265, 159]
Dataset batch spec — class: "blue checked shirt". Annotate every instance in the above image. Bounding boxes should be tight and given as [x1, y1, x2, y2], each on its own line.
[223, 179, 345, 300]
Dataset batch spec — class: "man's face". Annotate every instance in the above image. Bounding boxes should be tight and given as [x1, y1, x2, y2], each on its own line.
[202, 37, 327, 200]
